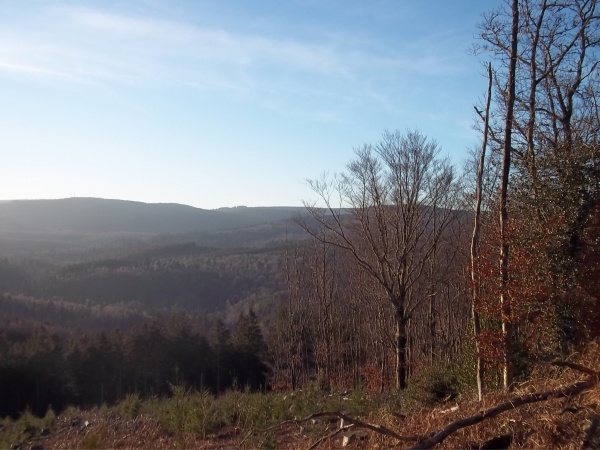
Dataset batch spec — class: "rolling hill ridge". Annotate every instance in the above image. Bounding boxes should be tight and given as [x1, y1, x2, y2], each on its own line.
[0, 197, 302, 234]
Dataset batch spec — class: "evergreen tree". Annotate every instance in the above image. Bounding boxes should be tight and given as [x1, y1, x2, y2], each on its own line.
[232, 310, 268, 389]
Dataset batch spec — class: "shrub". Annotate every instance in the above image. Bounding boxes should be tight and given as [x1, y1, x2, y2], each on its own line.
[0, 408, 59, 450]
[400, 361, 473, 412]
[81, 429, 106, 450]
[219, 388, 263, 432]
[147, 384, 223, 442]
[41, 406, 57, 429]
[189, 389, 221, 439]
[118, 393, 143, 419]
[163, 383, 192, 441]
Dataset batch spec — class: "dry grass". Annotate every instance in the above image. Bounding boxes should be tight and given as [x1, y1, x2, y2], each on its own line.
[321, 340, 600, 449]
[18, 341, 600, 449]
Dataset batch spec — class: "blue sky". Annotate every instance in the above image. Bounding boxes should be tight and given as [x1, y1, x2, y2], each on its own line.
[0, 0, 500, 209]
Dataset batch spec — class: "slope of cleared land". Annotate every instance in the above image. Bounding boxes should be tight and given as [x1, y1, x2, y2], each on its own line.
[4, 340, 599, 450]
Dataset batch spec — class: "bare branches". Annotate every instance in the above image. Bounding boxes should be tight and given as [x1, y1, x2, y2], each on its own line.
[268, 411, 420, 447]
[299, 129, 460, 390]
[471, 62, 494, 402]
[307, 425, 353, 450]
[408, 375, 598, 449]
[549, 359, 600, 377]
[408, 359, 600, 449]
[497, 0, 520, 393]
[268, 361, 599, 450]
[478, 0, 600, 152]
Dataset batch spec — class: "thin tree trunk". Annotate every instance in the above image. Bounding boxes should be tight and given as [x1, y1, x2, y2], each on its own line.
[471, 62, 493, 401]
[500, 0, 519, 392]
[429, 291, 436, 364]
[379, 339, 386, 394]
[428, 215, 438, 365]
[375, 300, 387, 392]
[525, 0, 546, 184]
[395, 307, 408, 390]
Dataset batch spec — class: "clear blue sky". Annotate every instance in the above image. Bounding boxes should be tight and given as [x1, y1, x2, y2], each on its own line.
[0, 0, 500, 209]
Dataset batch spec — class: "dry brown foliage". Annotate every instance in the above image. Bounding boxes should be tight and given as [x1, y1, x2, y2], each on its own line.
[305, 341, 600, 449]
[30, 340, 600, 450]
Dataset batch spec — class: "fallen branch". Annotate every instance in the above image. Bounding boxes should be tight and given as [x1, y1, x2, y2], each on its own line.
[549, 360, 600, 377]
[267, 411, 420, 447]
[270, 362, 599, 449]
[307, 424, 354, 450]
[408, 376, 598, 450]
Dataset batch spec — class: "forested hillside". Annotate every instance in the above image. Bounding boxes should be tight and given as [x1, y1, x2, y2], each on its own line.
[2, 1, 600, 448]
[0, 201, 303, 318]
[0, 202, 300, 418]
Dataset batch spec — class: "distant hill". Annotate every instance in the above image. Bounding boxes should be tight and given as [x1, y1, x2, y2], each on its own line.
[0, 198, 302, 235]
[0, 198, 309, 256]
[0, 198, 310, 325]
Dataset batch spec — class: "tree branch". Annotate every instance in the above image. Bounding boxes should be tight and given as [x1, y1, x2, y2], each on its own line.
[266, 411, 420, 446]
[307, 424, 353, 450]
[408, 374, 599, 449]
[268, 362, 599, 449]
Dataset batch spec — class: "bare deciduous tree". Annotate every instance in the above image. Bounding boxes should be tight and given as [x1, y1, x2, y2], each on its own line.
[471, 62, 494, 401]
[498, 0, 519, 392]
[477, 0, 600, 157]
[298, 129, 460, 389]
[475, 0, 599, 388]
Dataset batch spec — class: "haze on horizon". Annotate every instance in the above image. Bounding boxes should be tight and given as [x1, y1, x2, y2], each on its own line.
[0, 0, 500, 209]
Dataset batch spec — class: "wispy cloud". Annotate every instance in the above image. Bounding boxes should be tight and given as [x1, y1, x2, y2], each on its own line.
[3, 5, 463, 77]
[60, 6, 351, 76]
[0, 3, 472, 120]
[0, 60, 69, 79]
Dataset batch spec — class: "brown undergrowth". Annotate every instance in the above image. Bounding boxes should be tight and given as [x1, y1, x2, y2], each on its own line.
[5, 340, 600, 449]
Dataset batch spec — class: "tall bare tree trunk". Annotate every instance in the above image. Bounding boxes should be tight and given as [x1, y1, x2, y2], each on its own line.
[394, 305, 408, 390]
[525, 0, 546, 185]
[471, 62, 493, 401]
[500, 0, 519, 392]
[428, 211, 438, 365]
[300, 129, 459, 391]
[376, 300, 388, 393]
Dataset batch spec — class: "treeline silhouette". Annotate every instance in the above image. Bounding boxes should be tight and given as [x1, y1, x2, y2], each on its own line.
[0, 312, 267, 418]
